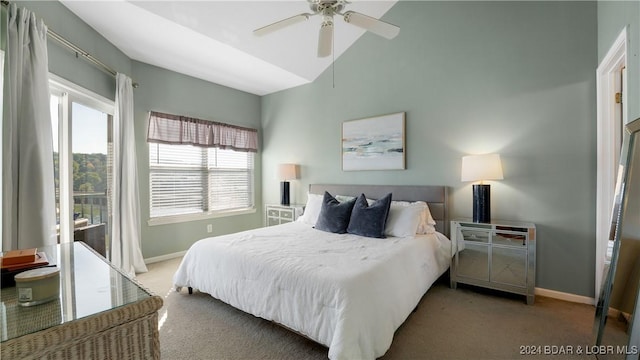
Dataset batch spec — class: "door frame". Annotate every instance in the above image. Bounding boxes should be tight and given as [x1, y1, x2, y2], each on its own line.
[596, 27, 628, 302]
[49, 74, 115, 245]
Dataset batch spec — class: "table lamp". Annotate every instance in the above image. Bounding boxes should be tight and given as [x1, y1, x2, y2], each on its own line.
[461, 154, 503, 223]
[278, 164, 300, 206]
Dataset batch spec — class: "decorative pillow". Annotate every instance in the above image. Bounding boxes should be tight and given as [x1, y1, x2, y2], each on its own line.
[347, 193, 392, 238]
[385, 201, 426, 237]
[314, 192, 357, 234]
[297, 193, 324, 225]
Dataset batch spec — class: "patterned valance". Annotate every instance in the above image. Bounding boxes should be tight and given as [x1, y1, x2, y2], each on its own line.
[147, 111, 258, 152]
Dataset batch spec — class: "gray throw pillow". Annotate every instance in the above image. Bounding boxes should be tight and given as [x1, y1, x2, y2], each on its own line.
[347, 193, 392, 238]
[314, 191, 356, 234]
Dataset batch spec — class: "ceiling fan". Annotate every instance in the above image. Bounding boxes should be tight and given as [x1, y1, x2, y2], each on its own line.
[253, 0, 400, 58]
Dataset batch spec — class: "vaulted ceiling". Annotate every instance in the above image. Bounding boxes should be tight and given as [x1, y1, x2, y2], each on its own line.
[60, 1, 398, 95]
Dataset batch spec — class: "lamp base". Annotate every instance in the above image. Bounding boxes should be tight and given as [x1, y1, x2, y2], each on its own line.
[280, 181, 290, 206]
[472, 184, 491, 223]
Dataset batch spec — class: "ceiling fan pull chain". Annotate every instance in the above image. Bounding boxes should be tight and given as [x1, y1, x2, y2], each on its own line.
[332, 29, 335, 89]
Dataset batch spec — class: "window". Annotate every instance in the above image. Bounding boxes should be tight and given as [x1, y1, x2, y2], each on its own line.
[149, 143, 255, 219]
[146, 111, 258, 223]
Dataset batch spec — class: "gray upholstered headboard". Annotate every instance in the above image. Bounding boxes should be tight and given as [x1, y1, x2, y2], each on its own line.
[308, 184, 449, 237]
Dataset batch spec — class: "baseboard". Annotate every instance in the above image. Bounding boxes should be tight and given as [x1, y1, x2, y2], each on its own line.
[535, 287, 595, 305]
[144, 250, 187, 264]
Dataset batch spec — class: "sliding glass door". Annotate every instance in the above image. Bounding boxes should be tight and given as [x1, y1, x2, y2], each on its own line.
[71, 102, 111, 227]
[50, 77, 114, 257]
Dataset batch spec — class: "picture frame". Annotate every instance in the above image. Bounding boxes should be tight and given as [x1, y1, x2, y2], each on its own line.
[342, 112, 406, 171]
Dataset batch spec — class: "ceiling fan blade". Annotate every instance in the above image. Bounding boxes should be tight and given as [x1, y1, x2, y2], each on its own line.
[317, 21, 333, 58]
[254, 13, 312, 37]
[343, 11, 400, 39]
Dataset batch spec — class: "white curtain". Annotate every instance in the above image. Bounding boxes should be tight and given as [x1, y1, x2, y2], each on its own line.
[2, 5, 56, 251]
[111, 73, 147, 275]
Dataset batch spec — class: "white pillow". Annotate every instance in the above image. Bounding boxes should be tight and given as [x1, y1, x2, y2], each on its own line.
[335, 194, 356, 203]
[296, 193, 324, 225]
[298, 194, 438, 234]
[417, 201, 437, 234]
[385, 201, 425, 237]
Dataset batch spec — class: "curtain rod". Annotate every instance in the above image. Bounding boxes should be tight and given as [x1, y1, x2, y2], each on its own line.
[1, 0, 139, 88]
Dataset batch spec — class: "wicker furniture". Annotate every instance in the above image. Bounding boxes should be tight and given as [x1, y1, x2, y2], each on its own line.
[1, 242, 162, 359]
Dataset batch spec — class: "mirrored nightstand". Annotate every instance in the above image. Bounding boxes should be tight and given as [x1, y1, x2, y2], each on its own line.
[450, 219, 536, 304]
[265, 204, 304, 226]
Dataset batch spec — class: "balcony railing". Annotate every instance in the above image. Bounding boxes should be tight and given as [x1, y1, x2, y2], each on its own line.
[73, 192, 108, 226]
[54, 193, 109, 256]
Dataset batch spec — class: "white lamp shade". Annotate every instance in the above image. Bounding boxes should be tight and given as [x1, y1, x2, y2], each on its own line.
[278, 164, 300, 181]
[461, 154, 504, 182]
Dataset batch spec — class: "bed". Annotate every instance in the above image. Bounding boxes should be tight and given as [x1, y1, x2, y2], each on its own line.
[173, 184, 450, 360]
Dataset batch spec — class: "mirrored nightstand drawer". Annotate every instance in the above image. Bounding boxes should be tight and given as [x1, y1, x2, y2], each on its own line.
[493, 232, 526, 247]
[460, 229, 490, 243]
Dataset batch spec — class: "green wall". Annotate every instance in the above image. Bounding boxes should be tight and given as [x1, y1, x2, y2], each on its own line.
[262, 1, 598, 297]
[132, 61, 262, 259]
[6, 0, 635, 298]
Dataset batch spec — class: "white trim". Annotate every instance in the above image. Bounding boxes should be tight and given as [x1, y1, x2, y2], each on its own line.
[595, 27, 627, 304]
[535, 287, 595, 306]
[49, 73, 115, 113]
[58, 92, 74, 244]
[0, 49, 4, 250]
[144, 250, 187, 265]
[147, 207, 257, 226]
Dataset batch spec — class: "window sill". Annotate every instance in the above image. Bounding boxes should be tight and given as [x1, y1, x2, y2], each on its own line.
[147, 207, 256, 227]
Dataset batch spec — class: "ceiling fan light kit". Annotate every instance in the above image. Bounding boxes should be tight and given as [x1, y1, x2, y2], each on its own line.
[254, 0, 400, 58]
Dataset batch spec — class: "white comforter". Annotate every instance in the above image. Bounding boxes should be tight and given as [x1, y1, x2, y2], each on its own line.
[173, 221, 451, 360]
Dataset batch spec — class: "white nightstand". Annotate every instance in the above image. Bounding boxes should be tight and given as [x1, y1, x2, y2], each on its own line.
[450, 219, 536, 305]
[265, 204, 304, 226]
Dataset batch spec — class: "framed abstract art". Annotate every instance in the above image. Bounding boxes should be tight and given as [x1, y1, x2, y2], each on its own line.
[342, 112, 406, 171]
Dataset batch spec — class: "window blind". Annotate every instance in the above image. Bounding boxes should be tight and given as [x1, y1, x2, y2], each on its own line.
[147, 112, 257, 220]
[149, 143, 254, 218]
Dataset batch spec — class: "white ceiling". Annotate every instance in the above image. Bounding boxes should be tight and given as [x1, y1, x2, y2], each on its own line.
[60, 1, 398, 96]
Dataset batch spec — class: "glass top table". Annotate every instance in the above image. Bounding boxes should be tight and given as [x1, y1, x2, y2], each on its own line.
[1, 242, 153, 342]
